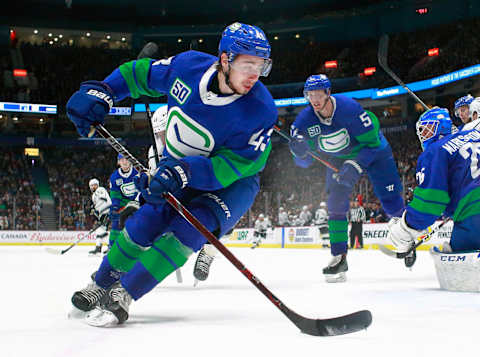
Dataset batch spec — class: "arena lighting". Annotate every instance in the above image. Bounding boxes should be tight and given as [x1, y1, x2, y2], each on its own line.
[428, 48, 439, 57]
[13, 69, 27, 77]
[325, 60, 338, 69]
[24, 148, 39, 157]
[364, 67, 376, 76]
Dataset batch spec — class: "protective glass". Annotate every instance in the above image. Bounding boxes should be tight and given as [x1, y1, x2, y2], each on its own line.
[230, 58, 272, 77]
[304, 89, 330, 102]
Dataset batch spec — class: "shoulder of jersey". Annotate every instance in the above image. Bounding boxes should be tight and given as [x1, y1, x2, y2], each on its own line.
[170, 50, 217, 69]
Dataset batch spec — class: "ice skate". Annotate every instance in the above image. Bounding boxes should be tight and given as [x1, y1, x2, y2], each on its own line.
[193, 246, 215, 282]
[71, 272, 106, 313]
[322, 254, 348, 283]
[88, 245, 102, 256]
[85, 283, 132, 327]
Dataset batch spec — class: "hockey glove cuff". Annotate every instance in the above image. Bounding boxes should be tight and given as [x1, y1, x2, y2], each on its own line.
[288, 135, 310, 159]
[334, 160, 363, 188]
[386, 211, 426, 253]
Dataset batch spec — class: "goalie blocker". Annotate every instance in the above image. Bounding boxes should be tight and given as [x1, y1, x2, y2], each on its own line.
[430, 247, 480, 292]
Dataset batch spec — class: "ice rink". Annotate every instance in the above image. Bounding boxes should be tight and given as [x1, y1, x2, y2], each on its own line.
[0, 245, 478, 357]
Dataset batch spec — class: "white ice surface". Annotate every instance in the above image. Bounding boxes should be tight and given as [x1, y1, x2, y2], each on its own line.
[0, 246, 478, 357]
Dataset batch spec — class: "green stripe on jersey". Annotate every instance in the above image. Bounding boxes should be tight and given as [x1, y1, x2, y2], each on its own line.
[409, 197, 446, 216]
[414, 187, 450, 204]
[119, 59, 163, 99]
[354, 111, 381, 148]
[211, 142, 272, 188]
[453, 187, 480, 222]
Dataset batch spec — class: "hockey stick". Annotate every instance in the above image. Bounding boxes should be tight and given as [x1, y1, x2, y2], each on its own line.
[93, 123, 372, 336]
[163, 191, 371, 336]
[378, 219, 449, 259]
[45, 223, 103, 255]
[273, 125, 339, 173]
[378, 34, 429, 111]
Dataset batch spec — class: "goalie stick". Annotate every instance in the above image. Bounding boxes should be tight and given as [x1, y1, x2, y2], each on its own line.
[92, 123, 372, 336]
[378, 219, 449, 259]
[378, 34, 429, 111]
[273, 125, 339, 173]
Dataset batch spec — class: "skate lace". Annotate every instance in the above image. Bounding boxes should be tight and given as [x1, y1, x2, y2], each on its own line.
[196, 251, 214, 272]
[80, 285, 105, 304]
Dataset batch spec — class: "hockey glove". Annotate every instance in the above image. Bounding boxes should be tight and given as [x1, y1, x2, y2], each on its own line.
[334, 160, 363, 188]
[386, 211, 426, 253]
[288, 135, 310, 159]
[66, 80, 114, 137]
[134, 157, 190, 205]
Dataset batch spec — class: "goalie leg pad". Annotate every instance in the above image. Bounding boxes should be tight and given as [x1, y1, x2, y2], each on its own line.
[121, 233, 193, 300]
[430, 247, 480, 292]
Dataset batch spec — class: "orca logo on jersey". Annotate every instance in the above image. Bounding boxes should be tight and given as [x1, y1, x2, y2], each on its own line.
[170, 78, 192, 105]
[165, 106, 215, 159]
[317, 128, 350, 153]
[416, 167, 425, 185]
[120, 182, 138, 197]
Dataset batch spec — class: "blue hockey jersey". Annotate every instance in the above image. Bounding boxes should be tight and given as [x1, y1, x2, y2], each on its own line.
[109, 166, 139, 210]
[290, 95, 388, 168]
[406, 125, 480, 229]
[104, 51, 278, 191]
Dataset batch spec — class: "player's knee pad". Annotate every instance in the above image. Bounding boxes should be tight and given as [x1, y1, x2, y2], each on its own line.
[125, 202, 172, 247]
[430, 246, 480, 292]
[169, 205, 219, 252]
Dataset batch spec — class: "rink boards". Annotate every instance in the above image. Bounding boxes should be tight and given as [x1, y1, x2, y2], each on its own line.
[0, 221, 452, 250]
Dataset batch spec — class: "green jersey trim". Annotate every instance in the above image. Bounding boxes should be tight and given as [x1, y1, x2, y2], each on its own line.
[211, 142, 272, 187]
[119, 59, 163, 99]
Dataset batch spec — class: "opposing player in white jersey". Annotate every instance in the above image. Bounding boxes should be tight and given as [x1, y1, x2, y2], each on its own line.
[251, 213, 272, 249]
[315, 202, 329, 247]
[88, 178, 111, 255]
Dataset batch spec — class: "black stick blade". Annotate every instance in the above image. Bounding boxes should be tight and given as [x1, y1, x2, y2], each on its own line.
[138, 42, 159, 59]
[285, 308, 372, 337]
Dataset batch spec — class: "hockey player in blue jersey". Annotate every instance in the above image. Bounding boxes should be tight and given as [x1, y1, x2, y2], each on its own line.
[386, 107, 480, 290]
[454, 94, 474, 129]
[108, 153, 139, 249]
[288, 74, 404, 282]
[66, 22, 277, 326]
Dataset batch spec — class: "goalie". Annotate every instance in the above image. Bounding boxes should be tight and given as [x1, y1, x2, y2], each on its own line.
[385, 106, 480, 292]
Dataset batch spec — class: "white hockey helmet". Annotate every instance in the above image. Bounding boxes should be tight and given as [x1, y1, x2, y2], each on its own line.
[302, 205, 308, 211]
[320, 201, 327, 207]
[469, 97, 480, 120]
[258, 213, 265, 219]
[89, 178, 99, 188]
[152, 105, 168, 134]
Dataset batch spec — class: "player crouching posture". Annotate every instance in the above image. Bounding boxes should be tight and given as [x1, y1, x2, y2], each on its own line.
[386, 107, 480, 292]
[66, 22, 277, 326]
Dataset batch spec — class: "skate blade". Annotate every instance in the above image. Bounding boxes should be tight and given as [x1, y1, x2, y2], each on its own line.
[193, 279, 199, 287]
[68, 306, 88, 320]
[324, 272, 347, 283]
[85, 307, 119, 327]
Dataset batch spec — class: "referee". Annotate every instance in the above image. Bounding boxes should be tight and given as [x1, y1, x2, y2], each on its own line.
[348, 200, 366, 249]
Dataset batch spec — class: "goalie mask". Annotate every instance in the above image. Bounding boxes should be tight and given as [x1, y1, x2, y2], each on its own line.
[416, 107, 452, 151]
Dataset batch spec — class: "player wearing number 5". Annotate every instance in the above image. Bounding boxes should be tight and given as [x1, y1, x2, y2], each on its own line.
[289, 74, 404, 282]
[66, 22, 277, 326]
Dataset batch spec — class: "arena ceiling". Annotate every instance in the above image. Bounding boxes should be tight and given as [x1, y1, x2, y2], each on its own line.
[12, 0, 388, 29]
